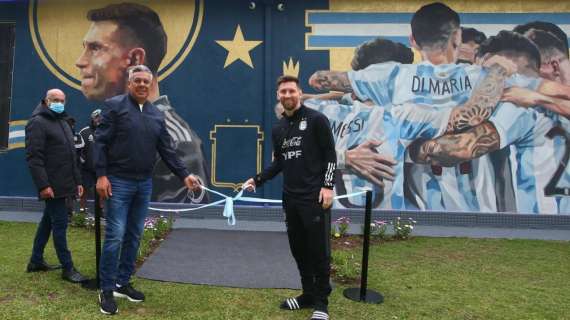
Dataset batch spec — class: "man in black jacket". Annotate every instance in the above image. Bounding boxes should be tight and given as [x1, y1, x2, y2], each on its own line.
[25, 88, 87, 283]
[245, 75, 336, 320]
[94, 65, 201, 315]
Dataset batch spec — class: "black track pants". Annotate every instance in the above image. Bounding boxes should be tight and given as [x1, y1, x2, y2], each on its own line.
[283, 193, 332, 309]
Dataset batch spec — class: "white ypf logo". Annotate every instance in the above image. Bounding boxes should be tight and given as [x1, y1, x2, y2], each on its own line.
[283, 150, 302, 160]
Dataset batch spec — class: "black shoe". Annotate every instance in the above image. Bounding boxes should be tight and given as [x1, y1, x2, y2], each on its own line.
[62, 267, 88, 283]
[113, 283, 145, 302]
[99, 290, 118, 315]
[26, 260, 61, 272]
[310, 310, 329, 320]
[280, 295, 314, 310]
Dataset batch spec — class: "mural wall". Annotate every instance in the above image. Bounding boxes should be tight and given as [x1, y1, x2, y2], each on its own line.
[1, 0, 570, 215]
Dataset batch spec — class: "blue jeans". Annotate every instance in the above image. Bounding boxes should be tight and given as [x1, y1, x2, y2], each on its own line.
[99, 176, 152, 291]
[31, 197, 74, 270]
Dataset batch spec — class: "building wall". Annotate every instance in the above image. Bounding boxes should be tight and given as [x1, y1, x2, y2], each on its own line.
[1, 0, 570, 214]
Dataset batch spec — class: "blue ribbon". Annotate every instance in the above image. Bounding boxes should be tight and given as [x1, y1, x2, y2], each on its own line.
[149, 186, 369, 226]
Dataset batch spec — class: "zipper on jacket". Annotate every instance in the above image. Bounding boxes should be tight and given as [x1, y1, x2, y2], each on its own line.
[57, 119, 78, 186]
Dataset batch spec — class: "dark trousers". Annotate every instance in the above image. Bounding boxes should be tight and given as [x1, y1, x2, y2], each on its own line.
[30, 197, 74, 270]
[283, 193, 332, 310]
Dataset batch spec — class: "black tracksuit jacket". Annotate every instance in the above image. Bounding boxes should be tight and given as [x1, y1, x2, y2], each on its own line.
[255, 105, 336, 200]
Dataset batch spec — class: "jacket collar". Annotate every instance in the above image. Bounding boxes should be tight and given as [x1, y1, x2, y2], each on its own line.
[32, 101, 67, 120]
[127, 93, 152, 111]
[283, 104, 305, 121]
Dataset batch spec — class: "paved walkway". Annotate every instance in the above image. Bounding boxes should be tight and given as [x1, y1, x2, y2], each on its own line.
[2, 211, 569, 241]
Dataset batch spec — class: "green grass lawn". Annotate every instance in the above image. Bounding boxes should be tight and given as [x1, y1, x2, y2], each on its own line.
[0, 220, 569, 320]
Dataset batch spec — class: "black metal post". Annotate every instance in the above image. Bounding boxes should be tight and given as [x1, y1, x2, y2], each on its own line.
[343, 190, 383, 304]
[94, 192, 102, 288]
[82, 190, 102, 290]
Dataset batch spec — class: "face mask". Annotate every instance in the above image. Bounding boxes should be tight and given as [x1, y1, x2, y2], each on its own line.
[49, 102, 65, 114]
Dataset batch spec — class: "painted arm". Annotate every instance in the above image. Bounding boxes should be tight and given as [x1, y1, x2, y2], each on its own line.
[345, 140, 396, 188]
[409, 122, 500, 167]
[446, 62, 511, 133]
[503, 86, 570, 118]
[301, 92, 346, 102]
[309, 71, 353, 92]
[537, 79, 570, 101]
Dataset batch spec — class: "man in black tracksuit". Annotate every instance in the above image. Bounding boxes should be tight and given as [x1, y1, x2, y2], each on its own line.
[245, 75, 336, 320]
[77, 109, 102, 212]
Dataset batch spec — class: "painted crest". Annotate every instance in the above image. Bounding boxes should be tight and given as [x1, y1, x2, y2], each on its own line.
[299, 120, 307, 131]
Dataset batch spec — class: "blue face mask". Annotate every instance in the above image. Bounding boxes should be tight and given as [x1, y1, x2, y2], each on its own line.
[49, 102, 65, 114]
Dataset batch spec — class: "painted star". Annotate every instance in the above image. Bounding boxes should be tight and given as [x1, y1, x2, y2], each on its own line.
[216, 25, 262, 68]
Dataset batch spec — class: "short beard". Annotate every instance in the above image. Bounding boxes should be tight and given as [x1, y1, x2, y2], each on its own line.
[281, 99, 297, 111]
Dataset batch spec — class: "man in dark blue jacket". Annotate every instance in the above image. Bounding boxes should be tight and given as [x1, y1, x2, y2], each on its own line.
[25, 88, 87, 283]
[94, 65, 201, 315]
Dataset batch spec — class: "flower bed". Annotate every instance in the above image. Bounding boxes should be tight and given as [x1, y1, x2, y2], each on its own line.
[330, 216, 417, 284]
[69, 212, 174, 266]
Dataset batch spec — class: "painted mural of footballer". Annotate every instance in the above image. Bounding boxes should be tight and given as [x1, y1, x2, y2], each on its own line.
[75, 2, 210, 203]
[309, 2, 570, 214]
[304, 36, 517, 211]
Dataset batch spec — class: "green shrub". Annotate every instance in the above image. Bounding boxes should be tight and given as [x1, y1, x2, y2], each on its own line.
[332, 216, 351, 238]
[369, 219, 389, 240]
[392, 217, 416, 240]
[331, 250, 360, 281]
[69, 211, 95, 230]
[137, 215, 174, 262]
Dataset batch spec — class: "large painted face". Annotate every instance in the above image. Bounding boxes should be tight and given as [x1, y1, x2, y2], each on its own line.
[558, 58, 570, 85]
[76, 21, 131, 101]
[445, 29, 462, 63]
[457, 41, 480, 64]
[277, 81, 302, 112]
[540, 56, 570, 84]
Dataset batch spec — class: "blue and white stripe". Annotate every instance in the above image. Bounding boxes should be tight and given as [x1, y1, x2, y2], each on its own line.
[306, 12, 570, 49]
[8, 120, 26, 150]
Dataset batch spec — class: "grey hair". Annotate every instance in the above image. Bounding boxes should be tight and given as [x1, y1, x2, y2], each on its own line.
[127, 65, 153, 81]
